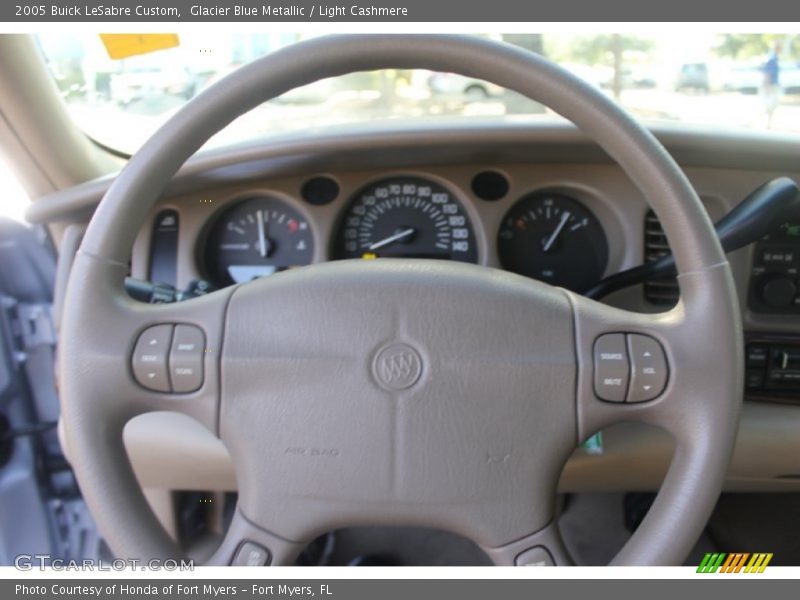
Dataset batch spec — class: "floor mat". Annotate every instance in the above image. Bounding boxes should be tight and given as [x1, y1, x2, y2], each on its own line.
[559, 493, 715, 566]
[706, 493, 800, 566]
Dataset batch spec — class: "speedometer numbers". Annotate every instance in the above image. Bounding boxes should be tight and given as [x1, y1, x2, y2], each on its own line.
[498, 192, 609, 292]
[332, 177, 478, 263]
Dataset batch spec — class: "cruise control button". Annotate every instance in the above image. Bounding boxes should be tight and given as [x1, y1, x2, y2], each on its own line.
[626, 334, 668, 402]
[593, 333, 629, 402]
[232, 541, 271, 566]
[169, 325, 205, 393]
[132, 324, 173, 392]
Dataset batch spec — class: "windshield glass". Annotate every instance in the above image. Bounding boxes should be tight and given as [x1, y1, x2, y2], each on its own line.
[37, 32, 800, 155]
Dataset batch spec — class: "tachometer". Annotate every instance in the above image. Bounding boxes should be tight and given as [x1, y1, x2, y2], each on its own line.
[497, 192, 608, 292]
[332, 176, 478, 263]
[205, 196, 313, 287]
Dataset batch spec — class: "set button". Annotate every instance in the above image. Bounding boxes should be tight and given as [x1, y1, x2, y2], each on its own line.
[132, 324, 205, 393]
[594, 333, 668, 403]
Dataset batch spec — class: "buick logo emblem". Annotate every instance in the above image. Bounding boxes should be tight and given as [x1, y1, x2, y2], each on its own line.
[373, 343, 423, 391]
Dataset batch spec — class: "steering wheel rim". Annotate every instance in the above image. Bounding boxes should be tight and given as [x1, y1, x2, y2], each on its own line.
[59, 34, 742, 566]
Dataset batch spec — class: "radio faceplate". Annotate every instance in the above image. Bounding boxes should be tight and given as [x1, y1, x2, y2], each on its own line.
[746, 336, 800, 404]
[748, 219, 800, 314]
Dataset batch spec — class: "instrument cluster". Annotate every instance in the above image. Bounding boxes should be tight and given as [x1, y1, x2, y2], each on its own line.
[196, 172, 611, 294]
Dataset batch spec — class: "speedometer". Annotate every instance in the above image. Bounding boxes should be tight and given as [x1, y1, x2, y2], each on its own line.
[332, 176, 478, 263]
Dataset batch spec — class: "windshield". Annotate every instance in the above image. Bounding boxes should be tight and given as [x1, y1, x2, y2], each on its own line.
[37, 32, 800, 155]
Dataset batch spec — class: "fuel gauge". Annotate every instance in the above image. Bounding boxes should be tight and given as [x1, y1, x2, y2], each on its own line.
[205, 196, 314, 287]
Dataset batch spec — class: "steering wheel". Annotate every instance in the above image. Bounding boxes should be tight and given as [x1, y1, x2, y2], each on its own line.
[59, 35, 742, 566]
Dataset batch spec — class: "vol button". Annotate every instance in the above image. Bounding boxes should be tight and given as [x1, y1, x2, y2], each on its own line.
[626, 334, 668, 402]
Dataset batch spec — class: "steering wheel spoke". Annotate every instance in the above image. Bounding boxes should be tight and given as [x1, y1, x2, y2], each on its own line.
[57, 252, 236, 560]
[570, 264, 742, 446]
[124, 295, 232, 431]
[61, 252, 233, 433]
[570, 294, 683, 438]
[565, 263, 742, 565]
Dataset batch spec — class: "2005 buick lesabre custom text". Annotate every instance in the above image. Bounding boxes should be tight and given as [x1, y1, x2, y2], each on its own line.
[23, 5, 181, 16]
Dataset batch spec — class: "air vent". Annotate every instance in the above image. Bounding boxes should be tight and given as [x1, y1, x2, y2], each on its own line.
[644, 210, 680, 306]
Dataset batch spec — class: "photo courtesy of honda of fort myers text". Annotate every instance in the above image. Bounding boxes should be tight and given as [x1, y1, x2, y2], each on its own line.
[1, 0, 800, 596]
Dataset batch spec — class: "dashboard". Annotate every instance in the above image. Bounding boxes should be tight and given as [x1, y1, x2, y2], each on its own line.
[154, 170, 614, 294]
[29, 121, 800, 493]
[131, 151, 800, 409]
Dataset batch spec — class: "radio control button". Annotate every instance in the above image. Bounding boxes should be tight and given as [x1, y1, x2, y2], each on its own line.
[626, 334, 668, 402]
[593, 334, 630, 403]
[746, 344, 769, 368]
[760, 277, 796, 308]
[761, 250, 795, 265]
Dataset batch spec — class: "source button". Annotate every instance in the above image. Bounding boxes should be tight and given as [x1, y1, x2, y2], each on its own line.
[593, 333, 630, 403]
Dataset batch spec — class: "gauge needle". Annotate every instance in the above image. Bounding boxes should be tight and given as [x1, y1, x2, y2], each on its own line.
[542, 211, 571, 253]
[369, 228, 416, 251]
[257, 210, 267, 258]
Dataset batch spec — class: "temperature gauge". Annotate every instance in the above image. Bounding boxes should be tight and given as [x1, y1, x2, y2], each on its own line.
[498, 192, 608, 292]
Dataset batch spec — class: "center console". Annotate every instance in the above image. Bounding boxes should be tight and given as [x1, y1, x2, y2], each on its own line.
[746, 216, 800, 404]
[746, 336, 800, 403]
[748, 219, 800, 313]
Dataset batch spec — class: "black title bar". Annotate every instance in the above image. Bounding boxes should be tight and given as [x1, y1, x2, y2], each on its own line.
[4, 578, 794, 600]
[3, 0, 799, 22]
